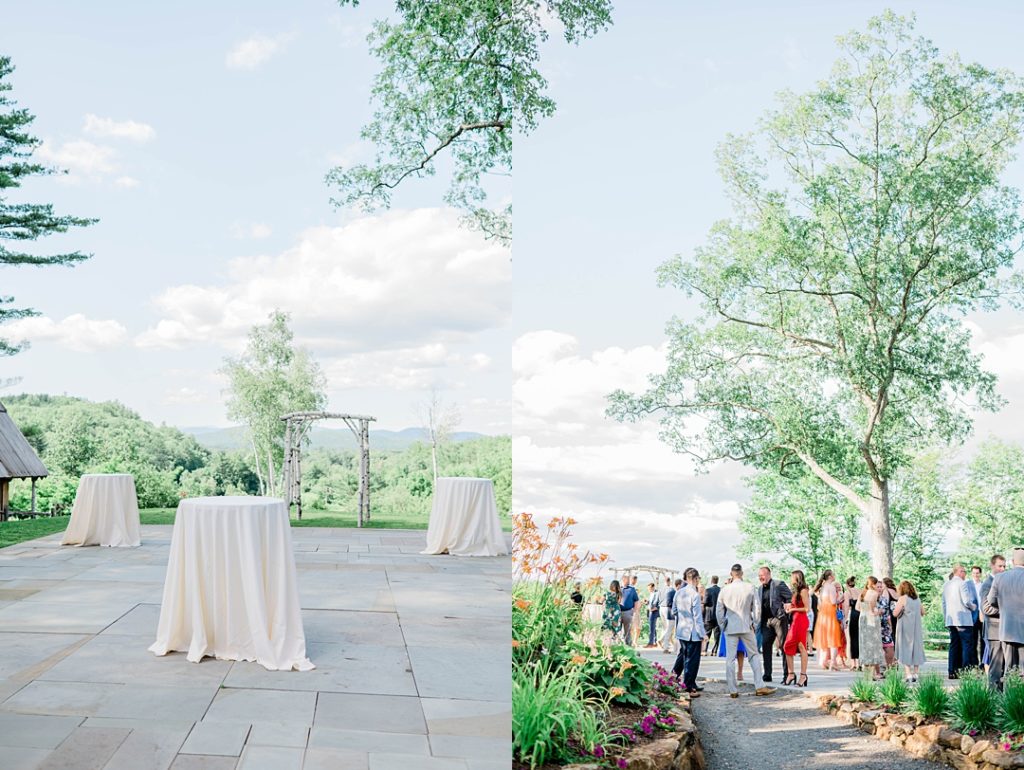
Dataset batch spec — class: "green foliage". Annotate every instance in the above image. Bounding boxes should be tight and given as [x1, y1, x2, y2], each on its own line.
[955, 438, 1024, 565]
[1000, 668, 1024, 733]
[512, 581, 580, 668]
[608, 12, 1024, 577]
[512, 661, 612, 768]
[561, 639, 653, 707]
[909, 672, 949, 718]
[850, 672, 878, 704]
[221, 311, 327, 495]
[0, 55, 96, 357]
[878, 666, 910, 711]
[948, 669, 999, 733]
[330, 0, 613, 243]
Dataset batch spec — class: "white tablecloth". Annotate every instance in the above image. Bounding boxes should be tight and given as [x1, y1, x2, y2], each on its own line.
[422, 477, 507, 556]
[149, 496, 314, 672]
[61, 473, 141, 547]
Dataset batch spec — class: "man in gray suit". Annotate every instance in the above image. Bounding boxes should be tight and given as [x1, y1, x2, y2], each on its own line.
[943, 564, 978, 677]
[982, 554, 1007, 689]
[984, 548, 1024, 678]
[716, 563, 775, 699]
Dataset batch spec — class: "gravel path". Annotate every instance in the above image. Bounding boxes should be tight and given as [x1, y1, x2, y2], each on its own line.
[691, 679, 948, 770]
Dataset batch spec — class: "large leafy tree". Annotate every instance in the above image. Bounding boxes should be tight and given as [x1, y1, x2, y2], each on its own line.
[609, 13, 1024, 577]
[221, 311, 327, 496]
[328, 0, 613, 245]
[0, 55, 95, 356]
[954, 437, 1024, 565]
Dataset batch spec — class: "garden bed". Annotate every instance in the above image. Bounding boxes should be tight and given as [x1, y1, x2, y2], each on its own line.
[817, 668, 1024, 770]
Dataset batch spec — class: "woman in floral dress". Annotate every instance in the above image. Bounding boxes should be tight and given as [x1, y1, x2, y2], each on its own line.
[878, 586, 896, 668]
[858, 576, 885, 680]
[602, 579, 623, 643]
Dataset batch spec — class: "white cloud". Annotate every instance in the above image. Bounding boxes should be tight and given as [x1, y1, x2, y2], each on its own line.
[230, 222, 273, 239]
[162, 386, 208, 405]
[327, 17, 372, 49]
[226, 33, 295, 70]
[37, 139, 117, 182]
[322, 343, 485, 392]
[83, 114, 155, 143]
[114, 176, 140, 188]
[135, 207, 511, 352]
[2, 314, 128, 352]
[513, 330, 749, 573]
[702, 58, 719, 73]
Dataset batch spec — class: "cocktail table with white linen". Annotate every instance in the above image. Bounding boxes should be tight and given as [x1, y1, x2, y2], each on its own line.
[422, 476, 508, 556]
[149, 496, 314, 671]
[60, 473, 141, 547]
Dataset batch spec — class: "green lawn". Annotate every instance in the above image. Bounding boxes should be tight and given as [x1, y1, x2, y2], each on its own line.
[1, 505, 511, 549]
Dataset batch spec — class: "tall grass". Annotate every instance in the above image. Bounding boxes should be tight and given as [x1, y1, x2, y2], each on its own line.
[512, 662, 613, 768]
[850, 672, 878, 703]
[878, 667, 910, 711]
[909, 671, 949, 718]
[948, 668, 999, 733]
[1001, 668, 1024, 733]
[512, 582, 581, 667]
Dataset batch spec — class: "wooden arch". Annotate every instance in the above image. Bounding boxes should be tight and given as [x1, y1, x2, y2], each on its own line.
[612, 564, 680, 585]
[281, 411, 376, 526]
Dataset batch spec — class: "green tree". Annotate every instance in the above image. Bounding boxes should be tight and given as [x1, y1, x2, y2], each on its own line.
[328, 0, 613, 244]
[45, 410, 96, 477]
[221, 311, 327, 495]
[955, 437, 1024, 565]
[0, 55, 96, 356]
[737, 471, 863, 579]
[609, 13, 1024, 578]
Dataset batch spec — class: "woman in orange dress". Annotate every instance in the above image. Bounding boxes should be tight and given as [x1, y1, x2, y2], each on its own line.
[813, 569, 845, 670]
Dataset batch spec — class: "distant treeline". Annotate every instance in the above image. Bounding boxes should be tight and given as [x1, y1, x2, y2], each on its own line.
[4, 394, 510, 517]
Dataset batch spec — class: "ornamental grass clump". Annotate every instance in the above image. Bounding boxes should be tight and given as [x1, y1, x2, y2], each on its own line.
[878, 666, 910, 711]
[850, 672, 878, 704]
[909, 671, 949, 718]
[948, 668, 999, 733]
[1001, 668, 1024, 734]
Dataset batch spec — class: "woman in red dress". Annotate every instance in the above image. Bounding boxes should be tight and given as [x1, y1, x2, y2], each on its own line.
[783, 570, 811, 687]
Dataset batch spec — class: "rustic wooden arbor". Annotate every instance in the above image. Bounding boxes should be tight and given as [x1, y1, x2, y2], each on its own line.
[281, 411, 376, 526]
[612, 564, 679, 586]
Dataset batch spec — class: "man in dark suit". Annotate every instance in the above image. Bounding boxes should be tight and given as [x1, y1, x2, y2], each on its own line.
[757, 566, 792, 683]
[703, 575, 721, 655]
[982, 554, 1007, 689]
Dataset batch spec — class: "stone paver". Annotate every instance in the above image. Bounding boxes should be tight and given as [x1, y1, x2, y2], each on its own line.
[0, 525, 511, 768]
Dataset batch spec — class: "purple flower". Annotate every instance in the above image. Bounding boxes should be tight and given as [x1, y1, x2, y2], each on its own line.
[617, 759, 628, 769]
[593, 745, 605, 758]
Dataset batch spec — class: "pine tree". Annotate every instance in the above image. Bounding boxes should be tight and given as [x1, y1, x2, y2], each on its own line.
[1, 54, 96, 356]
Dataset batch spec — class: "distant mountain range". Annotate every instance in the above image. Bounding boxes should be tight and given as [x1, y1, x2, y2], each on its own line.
[181, 425, 490, 452]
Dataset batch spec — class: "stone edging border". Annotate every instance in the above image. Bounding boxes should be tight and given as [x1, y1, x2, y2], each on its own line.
[563, 693, 706, 770]
[816, 692, 1023, 770]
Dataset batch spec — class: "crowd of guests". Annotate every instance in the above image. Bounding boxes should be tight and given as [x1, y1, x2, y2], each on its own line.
[581, 564, 931, 697]
[576, 550, 1024, 698]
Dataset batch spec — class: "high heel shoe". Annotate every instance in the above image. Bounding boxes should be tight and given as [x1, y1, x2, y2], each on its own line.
[798, 673, 808, 687]
[782, 673, 796, 686]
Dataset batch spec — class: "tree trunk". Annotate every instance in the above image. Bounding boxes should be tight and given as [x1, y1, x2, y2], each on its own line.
[251, 439, 266, 495]
[431, 439, 439, 481]
[869, 477, 895, 578]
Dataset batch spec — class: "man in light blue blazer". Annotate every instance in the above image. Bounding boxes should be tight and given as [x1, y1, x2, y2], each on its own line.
[984, 548, 1024, 678]
[672, 567, 706, 695]
[943, 564, 978, 677]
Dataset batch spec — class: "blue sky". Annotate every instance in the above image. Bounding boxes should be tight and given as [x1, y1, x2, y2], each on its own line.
[514, 1, 1024, 572]
[2, 0, 511, 432]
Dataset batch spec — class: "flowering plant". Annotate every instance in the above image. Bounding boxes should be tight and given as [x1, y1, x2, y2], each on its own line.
[512, 512, 608, 584]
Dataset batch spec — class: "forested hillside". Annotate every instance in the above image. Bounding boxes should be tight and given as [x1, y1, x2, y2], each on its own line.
[3, 395, 510, 522]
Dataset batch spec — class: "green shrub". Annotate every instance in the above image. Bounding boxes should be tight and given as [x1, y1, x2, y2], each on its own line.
[948, 668, 999, 733]
[850, 672, 878, 704]
[1001, 668, 1024, 733]
[878, 667, 910, 711]
[909, 671, 949, 718]
[512, 662, 612, 768]
[561, 639, 653, 707]
[512, 582, 581, 667]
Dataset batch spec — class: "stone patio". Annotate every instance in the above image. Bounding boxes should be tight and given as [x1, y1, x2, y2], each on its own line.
[0, 525, 511, 770]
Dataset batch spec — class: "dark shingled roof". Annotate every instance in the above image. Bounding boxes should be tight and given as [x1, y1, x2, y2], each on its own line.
[0, 402, 48, 479]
